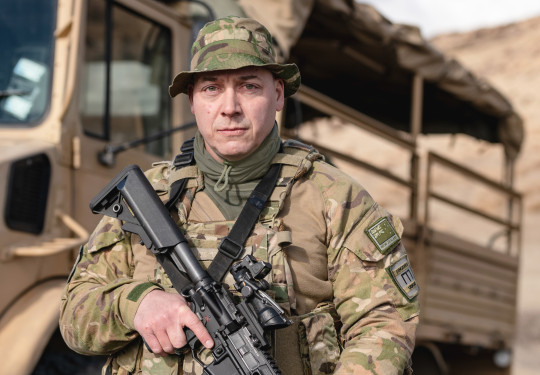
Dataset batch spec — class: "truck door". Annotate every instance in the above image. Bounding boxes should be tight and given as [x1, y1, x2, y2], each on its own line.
[74, 0, 190, 229]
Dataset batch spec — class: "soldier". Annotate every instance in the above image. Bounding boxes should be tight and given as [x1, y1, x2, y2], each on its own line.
[60, 16, 419, 375]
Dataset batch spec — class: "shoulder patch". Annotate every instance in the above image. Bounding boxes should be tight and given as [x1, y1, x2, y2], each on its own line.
[365, 217, 400, 254]
[386, 255, 419, 301]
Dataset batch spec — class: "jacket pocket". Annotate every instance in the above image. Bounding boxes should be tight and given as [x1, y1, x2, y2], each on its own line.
[298, 303, 342, 375]
[274, 303, 341, 375]
[103, 340, 142, 375]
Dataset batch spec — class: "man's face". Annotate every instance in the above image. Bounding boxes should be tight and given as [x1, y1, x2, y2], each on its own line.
[189, 67, 285, 162]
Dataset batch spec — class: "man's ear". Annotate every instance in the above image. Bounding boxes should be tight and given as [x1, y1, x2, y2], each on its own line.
[275, 79, 285, 111]
[188, 84, 195, 113]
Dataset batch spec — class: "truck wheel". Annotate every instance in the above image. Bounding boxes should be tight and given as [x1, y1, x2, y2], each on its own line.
[412, 344, 447, 375]
[32, 328, 106, 375]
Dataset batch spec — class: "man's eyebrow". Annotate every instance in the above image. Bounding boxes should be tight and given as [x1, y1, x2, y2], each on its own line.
[196, 74, 262, 84]
[239, 74, 260, 81]
[197, 76, 218, 83]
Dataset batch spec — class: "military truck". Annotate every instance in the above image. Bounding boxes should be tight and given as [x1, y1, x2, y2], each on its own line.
[0, 0, 522, 374]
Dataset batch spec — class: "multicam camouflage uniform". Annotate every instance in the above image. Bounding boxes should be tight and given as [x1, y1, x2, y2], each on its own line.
[60, 141, 419, 375]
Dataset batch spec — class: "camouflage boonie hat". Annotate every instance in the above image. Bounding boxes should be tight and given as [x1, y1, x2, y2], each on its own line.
[169, 16, 301, 98]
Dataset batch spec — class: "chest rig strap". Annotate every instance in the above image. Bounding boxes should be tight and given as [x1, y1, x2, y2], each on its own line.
[165, 138, 195, 211]
[208, 162, 282, 282]
[159, 138, 197, 290]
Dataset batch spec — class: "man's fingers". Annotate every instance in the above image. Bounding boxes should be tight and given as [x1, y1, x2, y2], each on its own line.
[154, 329, 175, 355]
[167, 324, 188, 350]
[134, 290, 214, 352]
[142, 333, 164, 355]
[180, 308, 214, 349]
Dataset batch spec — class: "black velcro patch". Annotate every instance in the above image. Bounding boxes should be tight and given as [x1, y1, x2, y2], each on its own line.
[127, 282, 157, 302]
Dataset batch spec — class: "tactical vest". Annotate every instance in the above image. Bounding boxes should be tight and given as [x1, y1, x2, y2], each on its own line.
[105, 140, 343, 375]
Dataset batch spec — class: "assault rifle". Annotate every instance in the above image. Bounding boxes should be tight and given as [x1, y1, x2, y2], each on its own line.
[90, 164, 291, 375]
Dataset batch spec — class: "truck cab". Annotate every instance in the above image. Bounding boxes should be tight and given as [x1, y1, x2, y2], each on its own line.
[0, 0, 195, 372]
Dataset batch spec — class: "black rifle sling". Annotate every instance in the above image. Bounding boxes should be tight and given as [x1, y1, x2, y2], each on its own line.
[207, 162, 282, 282]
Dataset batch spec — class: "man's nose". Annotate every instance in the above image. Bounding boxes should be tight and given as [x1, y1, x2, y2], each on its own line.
[221, 88, 241, 116]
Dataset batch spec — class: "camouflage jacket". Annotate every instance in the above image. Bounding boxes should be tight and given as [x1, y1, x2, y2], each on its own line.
[60, 143, 419, 374]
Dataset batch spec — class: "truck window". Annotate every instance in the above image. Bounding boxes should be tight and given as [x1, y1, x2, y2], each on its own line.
[80, 1, 172, 157]
[0, 0, 56, 125]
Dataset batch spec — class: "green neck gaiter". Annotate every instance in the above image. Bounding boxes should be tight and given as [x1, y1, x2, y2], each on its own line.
[194, 124, 281, 219]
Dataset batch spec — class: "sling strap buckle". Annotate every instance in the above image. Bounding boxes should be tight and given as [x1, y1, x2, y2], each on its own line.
[218, 237, 244, 260]
[173, 138, 195, 168]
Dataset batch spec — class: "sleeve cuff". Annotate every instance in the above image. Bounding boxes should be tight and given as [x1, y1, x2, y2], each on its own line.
[120, 281, 163, 329]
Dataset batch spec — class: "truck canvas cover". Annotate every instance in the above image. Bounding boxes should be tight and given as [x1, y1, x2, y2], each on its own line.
[237, 0, 524, 159]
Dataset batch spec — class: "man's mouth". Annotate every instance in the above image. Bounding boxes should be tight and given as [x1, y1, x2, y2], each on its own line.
[218, 127, 247, 136]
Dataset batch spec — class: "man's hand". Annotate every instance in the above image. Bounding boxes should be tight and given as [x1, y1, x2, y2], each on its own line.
[133, 289, 214, 355]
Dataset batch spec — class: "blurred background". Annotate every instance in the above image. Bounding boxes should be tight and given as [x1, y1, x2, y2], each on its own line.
[357, 2, 540, 373]
[0, 0, 538, 374]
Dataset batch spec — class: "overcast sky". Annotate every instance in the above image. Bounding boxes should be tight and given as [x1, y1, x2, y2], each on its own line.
[359, 0, 540, 37]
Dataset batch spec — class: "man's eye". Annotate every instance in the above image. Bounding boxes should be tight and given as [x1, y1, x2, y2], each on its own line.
[244, 83, 258, 90]
[203, 85, 218, 92]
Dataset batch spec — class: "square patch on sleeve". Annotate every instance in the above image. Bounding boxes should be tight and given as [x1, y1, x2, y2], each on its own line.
[387, 255, 419, 301]
[365, 217, 400, 254]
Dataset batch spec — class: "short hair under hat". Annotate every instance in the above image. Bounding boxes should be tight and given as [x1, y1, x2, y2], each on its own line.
[169, 16, 301, 98]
